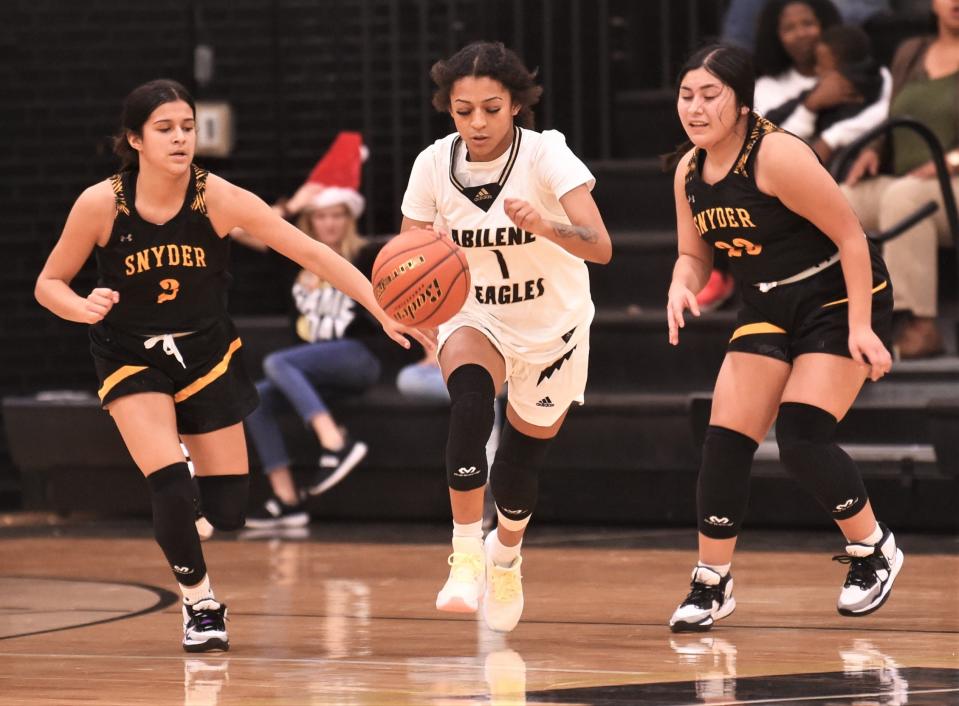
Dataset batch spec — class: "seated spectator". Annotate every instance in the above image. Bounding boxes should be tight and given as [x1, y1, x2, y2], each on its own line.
[841, 0, 959, 359]
[754, 0, 892, 164]
[794, 25, 891, 162]
[244, 186, 382, 527]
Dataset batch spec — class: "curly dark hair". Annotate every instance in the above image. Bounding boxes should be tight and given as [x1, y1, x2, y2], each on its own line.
[753, 0, 841, 77]
[430, 41, 543, 128]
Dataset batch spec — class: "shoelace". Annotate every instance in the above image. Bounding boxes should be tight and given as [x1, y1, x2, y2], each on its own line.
[190, 606, 225, 632]
[683, 580, 723, 609]
[489, 565, 522, 602]
[832, 551, 888, 589]
[447, 552, 483, 582]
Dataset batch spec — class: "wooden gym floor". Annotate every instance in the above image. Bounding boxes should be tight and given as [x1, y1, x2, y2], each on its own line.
[0, 518, 956, 705]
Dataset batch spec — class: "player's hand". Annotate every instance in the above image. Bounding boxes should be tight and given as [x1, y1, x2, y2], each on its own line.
[849, 326, 892, 381]
[379, 315, 437, 352]
[504, 198, 547, 235]
[82, 287, 119, 324]
[666, 282, 700, 346]
[843, 149, 880, 186]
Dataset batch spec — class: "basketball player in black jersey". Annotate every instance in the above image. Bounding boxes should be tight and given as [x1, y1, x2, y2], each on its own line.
[35, 79, 429, 652]
[665, 46, 904, 632]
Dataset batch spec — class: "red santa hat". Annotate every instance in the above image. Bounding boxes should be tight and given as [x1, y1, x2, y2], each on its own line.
[307, 131, 366, 191]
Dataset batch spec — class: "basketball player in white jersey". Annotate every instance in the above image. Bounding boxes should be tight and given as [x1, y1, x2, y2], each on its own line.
[401, 41, 612, 632]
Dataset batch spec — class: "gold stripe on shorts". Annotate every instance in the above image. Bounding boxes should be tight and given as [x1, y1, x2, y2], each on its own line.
[729, 322, 787, 342]
[98, 365, 149, 401]
[173, 338, 242, 404]
[821, 280, 888, 309]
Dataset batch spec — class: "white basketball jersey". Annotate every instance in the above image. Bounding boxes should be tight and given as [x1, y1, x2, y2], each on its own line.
[401, 127, 595, 362]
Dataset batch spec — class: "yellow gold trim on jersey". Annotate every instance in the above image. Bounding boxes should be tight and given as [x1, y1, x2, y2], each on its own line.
[110, 173, 130, 216]
[190, 165, 209, 215]
[729, 322, 787, 342]
[173, 337, 242, 403]
[821, 280, 888, 308]
[733, 114, 779, 178]
[684, 150, 699, 184]
[98, 364, 148, 400]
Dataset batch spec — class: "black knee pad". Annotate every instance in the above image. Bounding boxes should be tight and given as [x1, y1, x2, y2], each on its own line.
[697, 426, 758, 539]
[196, 474, 249, 531]
[147, 462, 207, 585]
[776, 402, 868, 519]
[446, 364, 496, 491]
[489, 420, 553, 526]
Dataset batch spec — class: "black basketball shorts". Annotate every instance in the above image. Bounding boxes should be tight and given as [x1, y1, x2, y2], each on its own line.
[90, 317, 259, 434]
[727, 251, 894, 363]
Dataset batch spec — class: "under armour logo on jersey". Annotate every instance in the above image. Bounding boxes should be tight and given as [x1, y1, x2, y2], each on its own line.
[537, 345, 576, 385]
[454, 466, 480, 477]
[833, 497, 859, 513]
[120, 233, 133, 242]
[705, 516, 732, 526]
[536, 396, 554, 408]
[173, 565, 194, 575]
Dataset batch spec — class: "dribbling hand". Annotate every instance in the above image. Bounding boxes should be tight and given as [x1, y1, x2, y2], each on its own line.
[849, 327, 892, 382]
[83, 287, 119, 323]
[666, 283, 701, 346]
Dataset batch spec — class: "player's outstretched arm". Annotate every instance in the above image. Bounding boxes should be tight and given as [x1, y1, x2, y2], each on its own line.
[756, 132, 891, 380]
[35, 180, 120, 324]
[667, 150, 712, 346]
[206, 175, 432, 350]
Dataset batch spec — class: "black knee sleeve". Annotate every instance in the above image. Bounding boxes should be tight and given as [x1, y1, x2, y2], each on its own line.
[446, 364, 496, 491]
[697, 426, 758, 539]
[776, 402, 868, 520]
[147, 462, 207, 585]
[196, 474, 250, 531]
[489, 420, 554, 526]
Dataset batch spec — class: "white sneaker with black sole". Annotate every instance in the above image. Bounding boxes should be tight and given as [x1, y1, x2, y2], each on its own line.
[182, 599, 229, 653]
[669, 565, 736, 632]
[834, 522, 904, 617]
[244, 496, 310, 529]
[307, 439, 368, 496]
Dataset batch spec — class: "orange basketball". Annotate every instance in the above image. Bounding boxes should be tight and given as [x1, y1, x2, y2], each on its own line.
[372, 228, 470, 327]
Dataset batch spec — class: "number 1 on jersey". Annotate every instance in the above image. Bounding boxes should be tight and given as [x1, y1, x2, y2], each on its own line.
[491, 249, 510, 279]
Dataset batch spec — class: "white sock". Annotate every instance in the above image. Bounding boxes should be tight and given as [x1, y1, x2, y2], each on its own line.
[181, 574, 215, 605]
[490, 532, 522, 568]
[453, 519, 484, 540]
[700, 562, 731, 577]
[855, 523, 883, 546]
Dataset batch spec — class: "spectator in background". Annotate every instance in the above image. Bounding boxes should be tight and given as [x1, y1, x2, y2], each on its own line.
[754, 0, 893, 160]
[841, 0, 959, 359]
[784, 25, 891, 163]
[722, 0, 890, 50]
[243, 185, 382, 528]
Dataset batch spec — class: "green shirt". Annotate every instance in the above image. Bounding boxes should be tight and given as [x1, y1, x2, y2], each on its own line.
[890, 70, 959, 176]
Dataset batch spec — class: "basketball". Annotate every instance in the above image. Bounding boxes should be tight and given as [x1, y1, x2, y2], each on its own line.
[371, 228, 470, 327]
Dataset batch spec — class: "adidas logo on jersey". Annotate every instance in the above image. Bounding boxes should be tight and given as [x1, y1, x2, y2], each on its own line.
[473, 187, 493, 202]
[704, 515, 732, 526]
[536, 396, 554, 408]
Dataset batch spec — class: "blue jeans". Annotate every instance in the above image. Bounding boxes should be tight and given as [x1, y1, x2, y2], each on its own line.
[245, 339, 381, 473]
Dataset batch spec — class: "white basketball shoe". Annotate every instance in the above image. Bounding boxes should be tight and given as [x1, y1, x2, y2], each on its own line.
[436, 536, 485, 613]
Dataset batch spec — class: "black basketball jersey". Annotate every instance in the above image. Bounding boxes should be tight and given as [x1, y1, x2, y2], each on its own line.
[684, 113, 838, 284]
[96, 165, 232, 333]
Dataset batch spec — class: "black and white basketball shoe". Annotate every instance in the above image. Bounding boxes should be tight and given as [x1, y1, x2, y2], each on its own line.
[182, 599, 229, 652]
[833, 522, 903, 617]
[669, 565, 736, 632]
